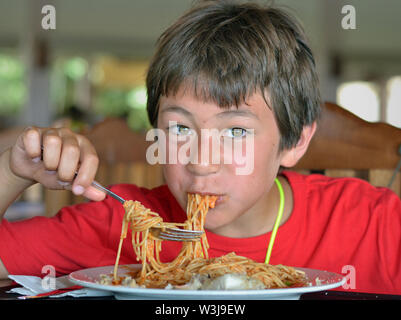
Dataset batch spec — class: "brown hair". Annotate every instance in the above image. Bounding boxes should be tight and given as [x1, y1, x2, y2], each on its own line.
[146, 0, 321, 150]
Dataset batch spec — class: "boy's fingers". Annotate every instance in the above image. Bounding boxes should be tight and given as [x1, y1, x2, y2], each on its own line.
[42, 129, 62, 170]
[21, 127, 42, 159]
[17, 126, 104, 202]
[82, 186, 106, 202]
[58, 137, 80, 182]
[63, 179, 105, 202]
[71, 138, 99, 196]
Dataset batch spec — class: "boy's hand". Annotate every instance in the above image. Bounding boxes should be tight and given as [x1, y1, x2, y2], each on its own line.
[9, 127, 105, 201]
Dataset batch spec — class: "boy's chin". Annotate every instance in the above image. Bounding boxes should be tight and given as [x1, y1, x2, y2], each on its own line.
[203, 215, 219, 231]
[204, 213, 230, 233]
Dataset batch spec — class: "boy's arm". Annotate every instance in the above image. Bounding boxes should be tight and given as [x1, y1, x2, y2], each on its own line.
[0, 127, 106, 278]
[0, 149, 32, 279]
[0, 149, 34, 219]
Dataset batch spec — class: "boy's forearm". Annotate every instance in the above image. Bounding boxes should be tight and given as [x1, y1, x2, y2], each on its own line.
[0, 149, 34, 219]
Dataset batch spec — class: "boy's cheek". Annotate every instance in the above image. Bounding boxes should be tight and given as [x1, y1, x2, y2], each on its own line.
[229, 134, 280, 177]
[232, 156, 255, 176]
[163, 164, 181, 186]
[222, 137, 255, 176]
[163, 165, 187, 204]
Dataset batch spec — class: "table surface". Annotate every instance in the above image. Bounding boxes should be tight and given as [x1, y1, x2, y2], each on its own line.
[0, 282, 400, 300]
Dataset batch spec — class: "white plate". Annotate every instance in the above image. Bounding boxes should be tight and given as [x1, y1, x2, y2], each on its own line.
[69, 264, 345, 300]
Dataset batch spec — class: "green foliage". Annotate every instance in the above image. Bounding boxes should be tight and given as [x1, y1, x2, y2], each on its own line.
[93, 86, 151, 131]
[0, 54, 151, 132]
[0, 54, 26, 115]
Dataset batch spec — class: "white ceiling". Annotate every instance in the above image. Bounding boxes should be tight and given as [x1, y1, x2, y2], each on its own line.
[0, 0, 400, 60]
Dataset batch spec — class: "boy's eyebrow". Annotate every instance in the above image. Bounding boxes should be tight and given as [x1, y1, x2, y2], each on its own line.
[160, 105, 194, 119]
[160, 105, 258, 120]
[215, 109, 259, 120]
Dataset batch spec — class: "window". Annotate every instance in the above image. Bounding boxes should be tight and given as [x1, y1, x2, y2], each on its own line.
[337, 77, 401, 129]
[336, 81, 380, 122]
[386, 76, 401, 128]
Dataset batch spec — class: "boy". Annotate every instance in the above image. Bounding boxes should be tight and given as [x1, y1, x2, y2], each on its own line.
[0, 0, 400, 295]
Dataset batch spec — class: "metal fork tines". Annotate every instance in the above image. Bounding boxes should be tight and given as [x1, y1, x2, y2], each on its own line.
[151, 227, 204, 242]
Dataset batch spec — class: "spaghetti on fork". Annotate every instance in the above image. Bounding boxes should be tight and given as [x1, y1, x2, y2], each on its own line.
[108, 193, 306, 289]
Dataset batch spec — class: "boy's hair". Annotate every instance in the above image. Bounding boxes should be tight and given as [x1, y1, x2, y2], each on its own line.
[146, 0, 321, 150]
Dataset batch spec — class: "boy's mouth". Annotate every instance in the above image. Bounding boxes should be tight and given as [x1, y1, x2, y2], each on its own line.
[187, 191, 226, 207]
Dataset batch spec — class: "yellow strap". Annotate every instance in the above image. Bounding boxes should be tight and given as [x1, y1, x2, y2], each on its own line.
[264, 177, 285, 264]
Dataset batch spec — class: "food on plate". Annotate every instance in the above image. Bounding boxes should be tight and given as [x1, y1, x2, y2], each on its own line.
[99, 194, 307, 290]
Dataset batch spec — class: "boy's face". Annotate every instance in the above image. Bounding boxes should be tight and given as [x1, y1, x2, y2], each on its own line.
[156, 85, 290, 237]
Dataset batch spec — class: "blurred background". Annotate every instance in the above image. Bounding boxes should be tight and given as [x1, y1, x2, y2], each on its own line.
[0, 0, 400, 219]
[0, 0, 400, 131]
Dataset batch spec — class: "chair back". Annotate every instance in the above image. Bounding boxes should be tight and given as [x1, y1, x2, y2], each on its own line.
[294, 102, 401, 197]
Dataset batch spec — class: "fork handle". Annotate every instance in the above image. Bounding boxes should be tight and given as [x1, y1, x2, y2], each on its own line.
[91, 180, 125, 204]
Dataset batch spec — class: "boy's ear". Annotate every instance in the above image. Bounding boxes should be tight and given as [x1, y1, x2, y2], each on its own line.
[279, 121, 317, 168]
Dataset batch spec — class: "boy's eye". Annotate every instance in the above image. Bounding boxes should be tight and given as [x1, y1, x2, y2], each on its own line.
[168, 124, 192, 136]
[224, 127, 248, 138]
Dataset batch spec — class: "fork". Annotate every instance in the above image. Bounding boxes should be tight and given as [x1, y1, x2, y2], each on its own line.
[90, 181, 204, 242]
[39, 146, 203, 241]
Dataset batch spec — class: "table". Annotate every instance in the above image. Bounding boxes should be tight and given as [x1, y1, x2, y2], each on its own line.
[1, 284, 400, 319]
[0, 283, 400, 300]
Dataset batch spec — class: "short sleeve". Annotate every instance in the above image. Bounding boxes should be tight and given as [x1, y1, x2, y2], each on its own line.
[0, 183, 181, 277]
[0, 194, 123, 276]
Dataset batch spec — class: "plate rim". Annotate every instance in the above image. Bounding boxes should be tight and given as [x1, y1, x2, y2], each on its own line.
[68, 264, 346, 297]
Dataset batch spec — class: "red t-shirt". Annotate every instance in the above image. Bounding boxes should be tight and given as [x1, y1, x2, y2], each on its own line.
[0, 171, 400, 294]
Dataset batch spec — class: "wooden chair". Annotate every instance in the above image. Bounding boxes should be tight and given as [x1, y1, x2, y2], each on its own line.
[44, 118, 164, 216]
[293, 102, 401, 197]
[85, 117, 163, 189]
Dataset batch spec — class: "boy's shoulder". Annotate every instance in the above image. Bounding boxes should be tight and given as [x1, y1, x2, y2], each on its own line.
[283, 170, 399, 209]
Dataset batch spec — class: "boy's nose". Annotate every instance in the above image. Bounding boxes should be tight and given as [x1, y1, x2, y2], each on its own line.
[186, 135, 221, 176]
[186, 160, 220, 176]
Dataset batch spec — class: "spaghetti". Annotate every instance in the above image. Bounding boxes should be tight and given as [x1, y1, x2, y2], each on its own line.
[110, 193, 306, 289]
